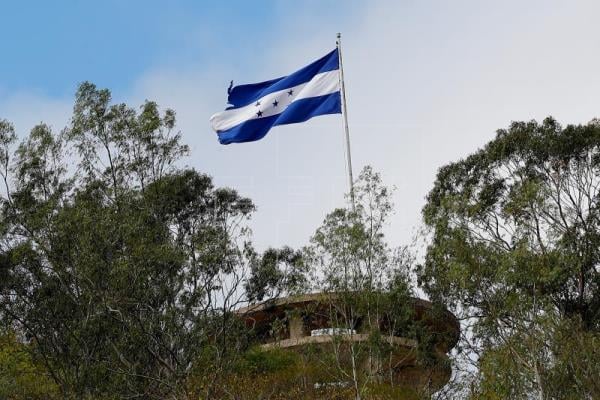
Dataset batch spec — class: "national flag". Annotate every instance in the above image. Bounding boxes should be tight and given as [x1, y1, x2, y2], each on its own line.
[210, 49, 341, 144]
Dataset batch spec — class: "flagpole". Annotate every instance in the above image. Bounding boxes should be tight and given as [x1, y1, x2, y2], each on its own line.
[336, 32, 356, 212]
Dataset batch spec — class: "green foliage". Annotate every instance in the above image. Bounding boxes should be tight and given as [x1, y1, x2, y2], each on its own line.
[471, 316, 600, 400]
[307, 166, 400, 293]
[233, 168, 444, 399]
[0, 331, 59, 399]
[300, 167, 442, 399]
[246, 247, 308, 302]
[0, 83, 255, 399]
[237, 347, 300, 374]
[420, 117, 600, 398]
[0, 80, 455, 399]
[188, 346, 423, 400]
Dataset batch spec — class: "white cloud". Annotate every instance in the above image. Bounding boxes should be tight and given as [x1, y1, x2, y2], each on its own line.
[137, 0, 600, 251]
[0, 91, 71, 136]
[4, 0, 600, 252]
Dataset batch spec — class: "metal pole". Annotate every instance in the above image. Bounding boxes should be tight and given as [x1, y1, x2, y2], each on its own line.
[336, 32, 356, 212]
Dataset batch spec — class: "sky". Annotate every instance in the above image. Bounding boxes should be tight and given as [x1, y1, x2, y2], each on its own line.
[2, 0, 600, 251]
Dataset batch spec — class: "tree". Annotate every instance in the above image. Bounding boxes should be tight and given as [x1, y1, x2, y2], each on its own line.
[303, 166, 433, 400]
[0, 329, 59, 399]
[419, 117, 600, 399]
[0, 83, 255, 399]
[245, 246, 308, 303]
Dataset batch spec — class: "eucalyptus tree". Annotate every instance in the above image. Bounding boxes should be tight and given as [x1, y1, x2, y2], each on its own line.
[420, 117, 600, 399]
[245, 246, 307, 303]
[0, 83, 255, 399]
[303, 167, 423, 399]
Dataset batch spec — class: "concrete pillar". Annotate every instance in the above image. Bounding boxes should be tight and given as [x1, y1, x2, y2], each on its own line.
[289, 314, 304, 339]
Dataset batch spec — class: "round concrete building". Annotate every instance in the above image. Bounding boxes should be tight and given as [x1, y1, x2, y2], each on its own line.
[236, 292, 459, 396]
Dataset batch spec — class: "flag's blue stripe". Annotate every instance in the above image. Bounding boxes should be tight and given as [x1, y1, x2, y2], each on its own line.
[218, 92, 341, 144]
[275, 91, 341, 125]
[226, 49, 339, 110]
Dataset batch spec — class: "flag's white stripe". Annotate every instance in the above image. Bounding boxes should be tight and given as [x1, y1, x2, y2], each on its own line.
[210, 69, 339, 132]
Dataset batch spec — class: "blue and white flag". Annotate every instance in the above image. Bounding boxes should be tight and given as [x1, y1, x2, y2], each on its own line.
[210, 49, 341, 144]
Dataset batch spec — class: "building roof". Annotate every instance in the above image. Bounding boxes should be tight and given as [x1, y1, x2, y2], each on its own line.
[236, 292, 460, 350]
